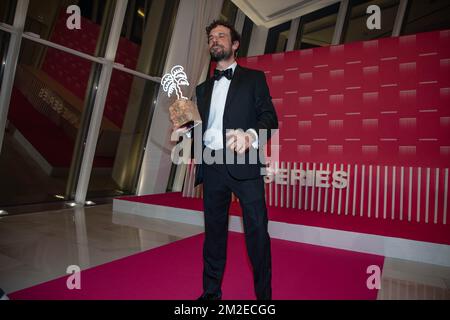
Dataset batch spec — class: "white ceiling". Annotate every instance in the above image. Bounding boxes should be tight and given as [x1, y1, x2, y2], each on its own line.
[232, 0, 342, 28]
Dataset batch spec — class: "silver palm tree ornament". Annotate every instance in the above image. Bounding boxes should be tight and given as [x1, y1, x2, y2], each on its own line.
[164, 65, 201, 133]
[162, 65, 189, 100]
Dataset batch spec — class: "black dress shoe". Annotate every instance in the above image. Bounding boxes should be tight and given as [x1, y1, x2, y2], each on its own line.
[197, 293, 222, 300]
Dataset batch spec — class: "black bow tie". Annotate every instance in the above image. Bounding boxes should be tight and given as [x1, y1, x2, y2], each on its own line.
[213, 68, 233, 81]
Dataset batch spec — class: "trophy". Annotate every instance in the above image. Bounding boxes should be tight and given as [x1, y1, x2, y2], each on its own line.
[163, 65, 201, 134]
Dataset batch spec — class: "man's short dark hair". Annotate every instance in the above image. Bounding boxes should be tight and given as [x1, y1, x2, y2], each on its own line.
[206, 20, 241, 46]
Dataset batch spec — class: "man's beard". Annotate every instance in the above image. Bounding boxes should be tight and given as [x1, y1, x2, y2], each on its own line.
[210, 45, 233, 62]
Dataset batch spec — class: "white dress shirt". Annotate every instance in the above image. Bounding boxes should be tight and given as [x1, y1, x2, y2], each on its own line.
[203, 62, 258, 150]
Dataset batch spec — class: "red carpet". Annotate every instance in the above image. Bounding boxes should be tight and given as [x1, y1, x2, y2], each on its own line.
[118, 192, 450, 245]
[9, 232, 383, 300]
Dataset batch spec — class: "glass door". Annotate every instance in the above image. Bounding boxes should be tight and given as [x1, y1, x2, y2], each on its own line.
[0, 0, 115, 210]
[86, 0, 179, 199]
[0, 0, 175, 212]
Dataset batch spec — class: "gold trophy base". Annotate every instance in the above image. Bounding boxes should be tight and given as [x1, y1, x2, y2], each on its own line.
[169, 98, 201, 133]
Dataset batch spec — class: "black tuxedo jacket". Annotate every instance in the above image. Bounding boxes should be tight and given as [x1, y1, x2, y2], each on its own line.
[193, 64, 278, 187]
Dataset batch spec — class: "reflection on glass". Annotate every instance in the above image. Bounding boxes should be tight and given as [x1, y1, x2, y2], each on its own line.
[0, 38, 100, 207]
[119, 0, 179, 71]
[24, 0, 113, 56]
[265, 21, 291, 54]
[121, 0, 153, 45]
[294, 3, 340, 50]
[402, 0, 450, 36]
[343, 0, 400, 43]
[0, 31, 10, 89]
[237, 16, 253, 58]
[0, 0, 17, 25]
[78, 0, 108, 25]
[87, 70, 159, 198]
[220, 0, 238, 26]
[86, 0, 179, 198]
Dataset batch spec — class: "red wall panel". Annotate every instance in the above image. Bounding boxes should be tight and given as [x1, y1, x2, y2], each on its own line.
[223, 30, 450, 244]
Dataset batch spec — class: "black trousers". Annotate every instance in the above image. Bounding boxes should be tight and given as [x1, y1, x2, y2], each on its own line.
[202, 149, 272, 300]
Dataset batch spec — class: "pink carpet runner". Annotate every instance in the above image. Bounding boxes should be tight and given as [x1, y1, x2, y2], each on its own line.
[10, 232, 383, 300]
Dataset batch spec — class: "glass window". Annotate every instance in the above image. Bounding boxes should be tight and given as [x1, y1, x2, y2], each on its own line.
[0, 38, 101, 207]
[118, 0, 179, 71]
[0, 31, 11, 90]
[220, 0, 238, 26]
[294, 3, 340, 50]
[78, 0, 108, 24]
[24, 0, 114, 56]
[265, 21, 291, 54]
[237, 16, 254, 58]
[86, 0, 179, 198]
[121, 0, 154, 45]
[0, 0, 17, 25]
[402, 0, 450, 36]
[87, 70, 159, 198]
[343, 0, 400, 43]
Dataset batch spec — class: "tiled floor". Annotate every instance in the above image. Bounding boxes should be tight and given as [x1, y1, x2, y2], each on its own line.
[0, 204, 203, 294]
[0, 204, 449, 299]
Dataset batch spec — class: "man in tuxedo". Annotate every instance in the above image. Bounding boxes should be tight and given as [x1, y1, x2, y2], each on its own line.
[171, 20, 278, 300]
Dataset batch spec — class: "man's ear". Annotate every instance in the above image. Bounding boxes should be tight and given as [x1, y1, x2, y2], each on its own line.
[232, 40, 240, 52]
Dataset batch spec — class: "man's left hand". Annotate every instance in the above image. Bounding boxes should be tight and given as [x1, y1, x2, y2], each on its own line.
[226, 129, 255, 154]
